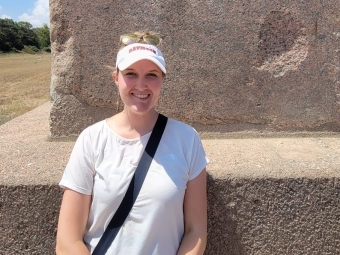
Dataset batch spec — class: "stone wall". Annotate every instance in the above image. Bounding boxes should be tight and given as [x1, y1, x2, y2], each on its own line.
[1, 178, 340, 254]
[1, 103, 340, 254]
[49, 0, 340, 137]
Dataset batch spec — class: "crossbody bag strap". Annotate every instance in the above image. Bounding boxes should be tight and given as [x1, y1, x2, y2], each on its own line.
[92, 113, 168, 255]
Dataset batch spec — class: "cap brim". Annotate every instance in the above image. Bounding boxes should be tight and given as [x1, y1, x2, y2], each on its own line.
[118, 55, 166, 74]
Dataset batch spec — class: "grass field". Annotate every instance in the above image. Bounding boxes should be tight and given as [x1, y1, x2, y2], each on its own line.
[0, 53, 51, 125]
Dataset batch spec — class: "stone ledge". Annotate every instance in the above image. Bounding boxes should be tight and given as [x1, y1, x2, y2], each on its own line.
[1, 103, 340, 185]
[1, 178, 339, 255]
[1, 103, 340, 254]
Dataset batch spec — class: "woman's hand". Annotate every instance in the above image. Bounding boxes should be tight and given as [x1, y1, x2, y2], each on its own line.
[56, 188, 92, 255]
[177, 169, 207, 255]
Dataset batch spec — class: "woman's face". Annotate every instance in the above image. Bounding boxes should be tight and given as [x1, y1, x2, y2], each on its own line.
[113, 59, 165, 116]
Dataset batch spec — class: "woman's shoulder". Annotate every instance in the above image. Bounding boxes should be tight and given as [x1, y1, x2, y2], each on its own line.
[82, 119, 106, 134]
[77, 119, 108, 143]
[167, 117, 192, 129]
[165, 117, 199, 137]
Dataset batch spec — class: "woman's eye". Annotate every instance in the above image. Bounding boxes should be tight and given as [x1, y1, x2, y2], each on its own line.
[125, 72, 136, 77]
[147, 73, 158, 78]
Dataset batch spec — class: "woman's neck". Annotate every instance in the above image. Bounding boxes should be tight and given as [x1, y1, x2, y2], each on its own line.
[123, 108, 158, 132]
[108, 108, 159, 139]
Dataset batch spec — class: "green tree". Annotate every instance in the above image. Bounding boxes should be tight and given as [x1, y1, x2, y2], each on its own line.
[0, 18, 41, 53]
[0, 18, 21, 52]
[17, 21, 40, 49]
[33, 24, 50, 49]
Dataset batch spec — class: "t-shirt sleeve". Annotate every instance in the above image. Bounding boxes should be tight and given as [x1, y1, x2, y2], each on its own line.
[59, 127, 95, 195]
[188, 129, 209, 181]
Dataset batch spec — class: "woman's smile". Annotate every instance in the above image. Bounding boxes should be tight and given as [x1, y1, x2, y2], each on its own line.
[132, 93, 150, 99]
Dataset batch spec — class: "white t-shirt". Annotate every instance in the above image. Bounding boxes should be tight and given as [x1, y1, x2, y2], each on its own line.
[59, 117, 209, 255]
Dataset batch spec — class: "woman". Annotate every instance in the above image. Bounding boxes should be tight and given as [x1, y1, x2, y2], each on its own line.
[56, 32, 209, 255]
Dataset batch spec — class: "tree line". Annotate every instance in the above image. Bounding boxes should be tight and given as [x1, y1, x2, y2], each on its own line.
[0, 18, 50, 53]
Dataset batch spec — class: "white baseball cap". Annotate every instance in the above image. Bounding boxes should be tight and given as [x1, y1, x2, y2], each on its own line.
[116, 43, 166, 73]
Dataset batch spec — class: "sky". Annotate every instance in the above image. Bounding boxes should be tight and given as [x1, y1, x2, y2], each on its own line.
[0, 0, 49, 27]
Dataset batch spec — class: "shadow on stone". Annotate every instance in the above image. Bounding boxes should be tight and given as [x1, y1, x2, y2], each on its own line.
[0, 185, 62, 255]
[206, 173, 246, 255]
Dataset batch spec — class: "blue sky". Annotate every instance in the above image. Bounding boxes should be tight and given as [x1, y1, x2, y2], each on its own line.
[0, 0, 49, 27]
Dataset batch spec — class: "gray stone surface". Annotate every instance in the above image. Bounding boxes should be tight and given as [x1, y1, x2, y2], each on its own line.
[50, 0, 340, 137]
[1, 103, 340, 254]
[0, 185, 62, 255]
[206, 177, 340, 255]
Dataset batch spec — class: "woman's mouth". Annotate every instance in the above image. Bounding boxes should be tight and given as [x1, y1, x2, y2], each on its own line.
[132, 93, 149, 99]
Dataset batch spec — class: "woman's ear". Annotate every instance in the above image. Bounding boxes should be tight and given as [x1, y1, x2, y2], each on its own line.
[112, 70, 119, 86]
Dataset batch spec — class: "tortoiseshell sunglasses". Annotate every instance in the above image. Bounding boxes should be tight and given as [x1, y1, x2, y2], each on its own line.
[120, 33, 161, 46]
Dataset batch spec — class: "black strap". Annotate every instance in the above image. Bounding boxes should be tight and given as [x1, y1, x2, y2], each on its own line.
[92, 114, 168, 255]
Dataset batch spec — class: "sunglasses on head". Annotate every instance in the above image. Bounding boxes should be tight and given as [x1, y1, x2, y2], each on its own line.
[120, 33, 161, 46]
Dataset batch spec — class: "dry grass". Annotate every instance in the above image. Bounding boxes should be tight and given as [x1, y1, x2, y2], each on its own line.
[0, 53, 51, 125]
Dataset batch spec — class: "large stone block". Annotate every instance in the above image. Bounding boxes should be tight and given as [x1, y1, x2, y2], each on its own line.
[50, 0, 340, 137]
[205, 177, 340, 255]
[1, 104, 340, 254]
[1, 177, 340, 255]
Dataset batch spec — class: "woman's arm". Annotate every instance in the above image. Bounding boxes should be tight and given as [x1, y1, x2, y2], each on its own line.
[56, 188, 92, 255]
[177, 169, 207, 255]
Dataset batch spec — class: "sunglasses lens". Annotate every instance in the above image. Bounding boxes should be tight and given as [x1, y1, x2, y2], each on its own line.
[143, 35, 160, 45]
[120, 34, 139, 45]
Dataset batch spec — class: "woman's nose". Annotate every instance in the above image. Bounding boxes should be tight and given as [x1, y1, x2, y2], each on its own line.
[134, 78, 147, 89]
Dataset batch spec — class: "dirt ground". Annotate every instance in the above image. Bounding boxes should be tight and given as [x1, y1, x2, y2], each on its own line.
[0, 53, 51, 125]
